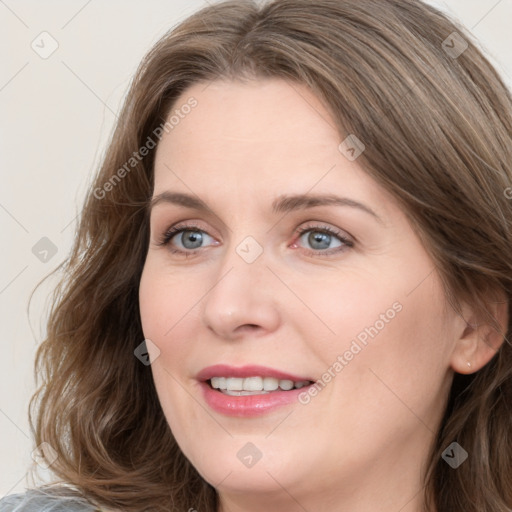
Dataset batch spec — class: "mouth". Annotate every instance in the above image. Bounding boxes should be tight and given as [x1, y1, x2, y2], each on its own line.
[207, 376, 314, 396]
[196, 365, 317, 417]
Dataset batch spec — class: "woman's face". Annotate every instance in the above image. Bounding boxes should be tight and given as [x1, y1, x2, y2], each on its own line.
[139, 78, 465, 508]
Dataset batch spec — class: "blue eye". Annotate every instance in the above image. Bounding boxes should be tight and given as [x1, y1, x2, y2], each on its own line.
[158, 226, 215, 252]
[295, 225, 353, 254]
[156, 223, 353, 256]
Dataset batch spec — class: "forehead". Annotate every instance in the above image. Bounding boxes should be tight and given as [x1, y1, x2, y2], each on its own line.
[155, 79, 337, 165]
[151, 78, 397, 220]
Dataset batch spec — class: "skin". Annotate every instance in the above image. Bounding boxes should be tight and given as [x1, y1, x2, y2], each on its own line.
[138, 78, 506, 512]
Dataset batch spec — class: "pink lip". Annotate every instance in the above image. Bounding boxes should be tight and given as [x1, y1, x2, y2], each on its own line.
[197, 364, 315, 418]
[196, 364, 313, 382]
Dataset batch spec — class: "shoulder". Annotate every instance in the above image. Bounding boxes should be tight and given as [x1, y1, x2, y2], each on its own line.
[0, 487, 99, 512]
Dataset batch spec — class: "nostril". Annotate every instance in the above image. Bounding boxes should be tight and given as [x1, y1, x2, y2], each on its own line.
[235, 324, 260, 334]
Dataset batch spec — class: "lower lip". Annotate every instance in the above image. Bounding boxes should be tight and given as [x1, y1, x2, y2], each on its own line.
[199, 381, 312, 417]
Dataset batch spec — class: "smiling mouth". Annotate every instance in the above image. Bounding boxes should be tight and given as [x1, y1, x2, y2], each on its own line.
[208, 376, 314, 396]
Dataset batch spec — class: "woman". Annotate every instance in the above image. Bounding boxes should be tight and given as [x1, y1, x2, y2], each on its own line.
[1, 0, 511, 511]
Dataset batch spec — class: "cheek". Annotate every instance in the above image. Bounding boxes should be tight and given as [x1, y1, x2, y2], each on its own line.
[138, 259, 204, 391]
[138, 264, 200, 445]
[312, 261, 451, 401]
[139, 262, 162, 337]
[138, 259, 202, 340]
[329, 274, 451, 429]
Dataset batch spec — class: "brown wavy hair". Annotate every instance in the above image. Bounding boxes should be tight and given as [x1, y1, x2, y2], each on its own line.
[28, 0, 512, 510]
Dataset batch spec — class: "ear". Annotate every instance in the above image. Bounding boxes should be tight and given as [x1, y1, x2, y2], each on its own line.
[450, 288, 509, 374]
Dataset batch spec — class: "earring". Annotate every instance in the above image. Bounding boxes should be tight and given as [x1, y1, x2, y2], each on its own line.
[467, 361, 472, 368]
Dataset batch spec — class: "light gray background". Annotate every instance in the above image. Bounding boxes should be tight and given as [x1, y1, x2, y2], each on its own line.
[1, 0, 511, 497]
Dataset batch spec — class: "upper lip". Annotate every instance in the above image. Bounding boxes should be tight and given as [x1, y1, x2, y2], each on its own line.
[197, 364, 314, 382]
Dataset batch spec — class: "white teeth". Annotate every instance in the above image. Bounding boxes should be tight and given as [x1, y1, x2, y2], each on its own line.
[279, 379, 294, 391]
[210, 376, 311, 392]
[210, 377, 223, 389]
[263, 377, 279, 391]
[226, 377, 243, 391]
[243, 376, 263, 391]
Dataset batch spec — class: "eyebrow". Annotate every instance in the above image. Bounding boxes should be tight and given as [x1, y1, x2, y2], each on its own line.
[149, 191, 383, 224]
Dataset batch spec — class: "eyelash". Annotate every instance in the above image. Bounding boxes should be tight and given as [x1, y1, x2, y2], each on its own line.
[155, 223, 354, 257]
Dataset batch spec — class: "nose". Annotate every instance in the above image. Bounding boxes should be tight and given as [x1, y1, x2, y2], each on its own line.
[201, 244, 281, 340]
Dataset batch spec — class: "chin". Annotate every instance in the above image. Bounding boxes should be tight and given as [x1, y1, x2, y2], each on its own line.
[180, 437, 307, 493]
